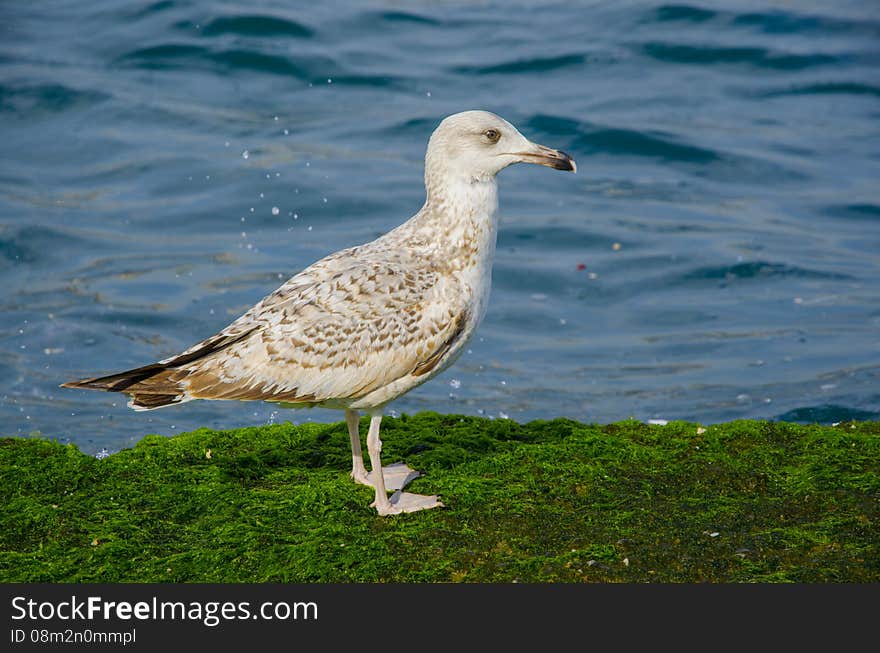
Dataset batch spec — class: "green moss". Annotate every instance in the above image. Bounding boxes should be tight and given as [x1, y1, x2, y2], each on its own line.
[1, 414, 878, 582]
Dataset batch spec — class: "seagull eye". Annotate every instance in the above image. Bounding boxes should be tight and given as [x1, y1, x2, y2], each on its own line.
[483, 129, 500, 143]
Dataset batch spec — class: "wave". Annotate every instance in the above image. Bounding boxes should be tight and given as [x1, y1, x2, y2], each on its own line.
[758, 82, 880, 98]
[647, 4, 880, 36]
[116, 43, 406, 87]
[122, 44, 308, 77]
[455, 54, 585, 75]
[200, 15, 314, 39]
[650, 5, 717, 23]
[525, 113, 719, 163]
[0, 225, 98, 269]
[678, 261, 853, 285]
[370, 10, 442, 26]
[0, 83, 108, 117]
[824, 204, 880, 221]
[118, 44, 311, 78]
[731, 10, 880, 36]
[775, 404, 880, 423]
[640, 42, 840, 70]
[523, 113, 810, 185]
[135, 1, 175, 16]
[577, 127, 719, 163]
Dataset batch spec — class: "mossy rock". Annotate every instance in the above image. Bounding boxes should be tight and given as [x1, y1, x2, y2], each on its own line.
[1, 414, 878, 582]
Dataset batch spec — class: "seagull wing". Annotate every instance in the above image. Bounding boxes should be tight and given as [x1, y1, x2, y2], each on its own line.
[164, 247, 467, 405]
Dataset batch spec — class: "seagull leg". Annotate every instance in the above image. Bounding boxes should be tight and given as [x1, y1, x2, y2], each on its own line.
[345, 409, 371, 485]
[365, 413, 443, 516]
[346, 409, 421, 491]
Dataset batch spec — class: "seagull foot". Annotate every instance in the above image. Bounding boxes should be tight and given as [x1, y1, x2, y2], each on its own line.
[373, 491, 444, 516]
[352, 462, 421, 491]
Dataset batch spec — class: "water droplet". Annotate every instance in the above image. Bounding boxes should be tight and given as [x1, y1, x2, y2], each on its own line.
[271, 206, 280, 215]
[242, 150, 249, 159]
[426, 91, 432, 97]
[283, 128, 289, 135]
[449, 379, 461, 389]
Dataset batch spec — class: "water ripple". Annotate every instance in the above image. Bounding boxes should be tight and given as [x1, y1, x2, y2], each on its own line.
[640, 42, 841, 70]
[371, 10, 442, 27]
[455, 54, 586, 75]
[678, 261, 854, 285]
[0, 83, 109, 117]
[647, 4, 880, 37]
[200, 15, 314, 39]
[578, 126, 719, 163]
[650, 5, 717, 23]
[116, 43, 407, 88]
[776, 405, 880, 423]
[732, 10, 880, 36]
[825, 204, 880, 221]
[758, 82, 880, 98]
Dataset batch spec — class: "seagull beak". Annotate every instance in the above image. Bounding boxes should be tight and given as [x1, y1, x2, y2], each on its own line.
[515, 142, 577, 173]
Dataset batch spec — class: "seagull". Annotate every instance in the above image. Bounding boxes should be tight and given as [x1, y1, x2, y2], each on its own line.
[62, 110, 576, 515]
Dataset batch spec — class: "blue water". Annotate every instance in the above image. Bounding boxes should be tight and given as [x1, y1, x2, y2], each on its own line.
[2, 1, 879, 454]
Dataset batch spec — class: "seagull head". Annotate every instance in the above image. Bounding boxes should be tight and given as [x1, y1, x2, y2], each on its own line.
[425, 110, 576, 184]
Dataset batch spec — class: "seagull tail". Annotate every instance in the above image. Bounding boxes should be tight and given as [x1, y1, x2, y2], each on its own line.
[61, 363, 190, 411]
[61, 326, 259, 410]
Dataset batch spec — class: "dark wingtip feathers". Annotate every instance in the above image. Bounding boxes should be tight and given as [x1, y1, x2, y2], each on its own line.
[60, 363, 168, 393]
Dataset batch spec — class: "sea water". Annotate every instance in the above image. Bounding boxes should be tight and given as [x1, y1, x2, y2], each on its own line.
[1, 1, 878, 453]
